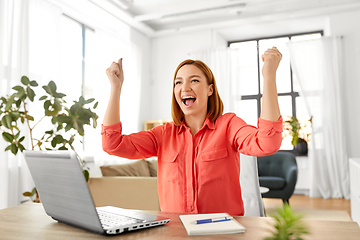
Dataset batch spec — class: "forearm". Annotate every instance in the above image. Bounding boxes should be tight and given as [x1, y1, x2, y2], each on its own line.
[260, 76, 281, 121]
[104, 58, 124, 126]
[103, 85, 121, 126]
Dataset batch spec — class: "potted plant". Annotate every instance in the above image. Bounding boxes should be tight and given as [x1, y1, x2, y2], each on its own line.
[0, 76, 98, 202]
[263, 204, 309, 240]
[283, 116, 312, 155]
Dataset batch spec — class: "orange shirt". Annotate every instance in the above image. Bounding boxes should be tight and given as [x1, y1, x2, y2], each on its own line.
[101, 113, 283, 216]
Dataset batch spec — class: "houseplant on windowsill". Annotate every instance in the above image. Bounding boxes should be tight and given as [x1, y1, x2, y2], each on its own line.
[0, 76, 98, 203]
[283, 116, 312, 156]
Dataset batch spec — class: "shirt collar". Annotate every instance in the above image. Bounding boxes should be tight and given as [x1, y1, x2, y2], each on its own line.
[177, 116, 215, 134]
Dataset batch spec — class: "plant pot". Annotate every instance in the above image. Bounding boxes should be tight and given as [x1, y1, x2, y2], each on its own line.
[295, 141, 308, 155]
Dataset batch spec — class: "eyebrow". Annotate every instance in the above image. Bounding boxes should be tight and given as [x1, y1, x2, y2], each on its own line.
[175, 74, 202, 80]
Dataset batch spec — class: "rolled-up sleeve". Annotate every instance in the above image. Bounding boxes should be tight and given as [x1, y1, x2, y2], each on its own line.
[101, 122, 160, 159]
[230, 115, 283, 156]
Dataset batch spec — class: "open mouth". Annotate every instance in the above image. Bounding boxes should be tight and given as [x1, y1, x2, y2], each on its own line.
[182, 95, 196, 107]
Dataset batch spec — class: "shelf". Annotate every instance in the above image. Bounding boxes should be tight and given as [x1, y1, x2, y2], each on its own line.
[144, 120, 172, 131]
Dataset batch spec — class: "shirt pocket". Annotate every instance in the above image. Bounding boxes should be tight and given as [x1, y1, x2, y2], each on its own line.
[159, 151, 179, 183]
[199, 147, 228, 185]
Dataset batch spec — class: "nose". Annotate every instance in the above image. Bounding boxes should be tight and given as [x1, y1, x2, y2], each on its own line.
[182, 81, 191, 92]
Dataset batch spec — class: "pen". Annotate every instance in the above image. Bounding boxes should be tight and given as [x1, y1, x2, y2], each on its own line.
[194, 216, 233, 224]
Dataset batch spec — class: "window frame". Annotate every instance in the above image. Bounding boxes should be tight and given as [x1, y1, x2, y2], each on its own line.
[228, 31, 323, 152]
[62, 14, 95, 151]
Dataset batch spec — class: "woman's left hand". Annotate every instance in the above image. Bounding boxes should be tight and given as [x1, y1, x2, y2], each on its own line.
[261, 47, 282, 79]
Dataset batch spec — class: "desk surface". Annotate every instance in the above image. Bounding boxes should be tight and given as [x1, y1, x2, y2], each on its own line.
[1, 203, 359, 240]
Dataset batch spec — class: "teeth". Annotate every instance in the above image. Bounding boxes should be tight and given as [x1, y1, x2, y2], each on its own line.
[182, 96, 195, 99]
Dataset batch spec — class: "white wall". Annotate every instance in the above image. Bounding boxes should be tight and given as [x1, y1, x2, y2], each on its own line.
[327, 11, 360, 158]
[147, 11, 360, 158]
[148, 30, 227, 120]
[130, 28, 152, 131]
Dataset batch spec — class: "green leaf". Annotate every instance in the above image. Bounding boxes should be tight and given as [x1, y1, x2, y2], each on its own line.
[65, 123, 73, 132]
[79, 96, 86, 105]
[12, 86, 25, 98]
[29, 80, 38, 87]
[54, 98, 61, 111]
[42, 85, 52, 95]
[85, 98, 95, 104]
[31, 187, 37, 196]
[70, 103, 80, 115]
[48, 81, 57, 94]
[57, 124, 63, 131]
[26, 86, 35, 102]
[51, 116, 57, 124]
[16, 99, 22, 108]
[44, 100, 51, 112]
[51, 138, 57, 148]
[39, 95, 47, 101]
[26, 115, 34, 121]
[18, 136, 25, 142]
[14, 131, 20, 140]
[84, 169, 89, 182]
[21, 76, 30, 85]
[5, 97, 14, 111]
[58, 146, 68, 150]
[12, 85, 23, 91]
[9, 111, 20, 121]
[5, 145, 11, 151]
[10, 143, 18, 155]
[54, 92, 66, 98]
[45, 130, 54, 135]
[2, 132, 13, 143]
[23, 191, 32, 197]
[55, 134, 64, 142]
[1, 115, 12, 129]
[93, 101, 98, 109]
[57, 115, 72, 124]
[75, 120, 85, 135]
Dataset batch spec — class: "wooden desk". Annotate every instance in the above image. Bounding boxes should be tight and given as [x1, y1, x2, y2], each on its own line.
[1, 203, 360, 240]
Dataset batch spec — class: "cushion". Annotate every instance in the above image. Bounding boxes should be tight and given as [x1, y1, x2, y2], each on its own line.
[147, 160, 158, 177]
[259, 176, 286, 190]
[100, 159, 151, 177]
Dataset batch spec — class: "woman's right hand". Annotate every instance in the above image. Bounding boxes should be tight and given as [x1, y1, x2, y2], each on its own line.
[106, 58, 124, 88]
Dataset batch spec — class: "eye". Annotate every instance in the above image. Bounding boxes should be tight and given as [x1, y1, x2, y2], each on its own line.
[175, 81, 182, 85]
[191, 79, 199, 83]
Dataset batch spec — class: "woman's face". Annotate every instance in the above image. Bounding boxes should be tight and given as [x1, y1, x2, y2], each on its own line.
[174, 64, 213, 119]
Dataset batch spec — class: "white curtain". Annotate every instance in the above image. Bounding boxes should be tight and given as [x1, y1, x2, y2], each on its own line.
[189, 48, 240, 113]
[0, 0, 62, 209]
[288, 36, 350, 199]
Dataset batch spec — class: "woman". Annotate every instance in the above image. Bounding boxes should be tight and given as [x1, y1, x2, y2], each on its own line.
[102, 47, 283, 216]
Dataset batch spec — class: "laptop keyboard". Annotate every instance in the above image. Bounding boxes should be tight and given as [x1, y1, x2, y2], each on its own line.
[97, 209, 144, 228]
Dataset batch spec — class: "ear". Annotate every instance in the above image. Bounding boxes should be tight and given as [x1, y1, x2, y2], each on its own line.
[208, 84, 214, 97]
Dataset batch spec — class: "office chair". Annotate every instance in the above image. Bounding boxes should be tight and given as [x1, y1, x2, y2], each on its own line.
[240, 154, 265, 217]
[257, 152, 298, 204]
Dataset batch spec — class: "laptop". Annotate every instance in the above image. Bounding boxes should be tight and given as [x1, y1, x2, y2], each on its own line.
[23, 150, 170, 235]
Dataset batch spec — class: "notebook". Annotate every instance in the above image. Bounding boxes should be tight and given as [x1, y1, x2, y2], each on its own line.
[180, 213, 245, 236]
[23, 150, 170, 235]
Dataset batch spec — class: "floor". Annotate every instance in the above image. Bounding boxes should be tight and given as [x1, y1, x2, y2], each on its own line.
[262, 194, 352, 221]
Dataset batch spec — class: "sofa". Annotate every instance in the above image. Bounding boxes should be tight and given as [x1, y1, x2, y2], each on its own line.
[88, 159, 161, 211]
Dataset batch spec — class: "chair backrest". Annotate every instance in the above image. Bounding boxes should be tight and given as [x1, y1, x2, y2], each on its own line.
[239, 154, 265, 217]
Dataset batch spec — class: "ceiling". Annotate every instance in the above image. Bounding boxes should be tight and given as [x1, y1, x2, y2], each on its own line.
[83, 0, 360, 37]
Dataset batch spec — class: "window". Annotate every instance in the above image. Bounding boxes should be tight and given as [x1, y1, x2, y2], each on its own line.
[229, 32, 322, 150]
[58, 15, 95, 153]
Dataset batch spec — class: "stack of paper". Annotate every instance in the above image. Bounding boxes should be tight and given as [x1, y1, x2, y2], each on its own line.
[179, 213, 246, 236]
